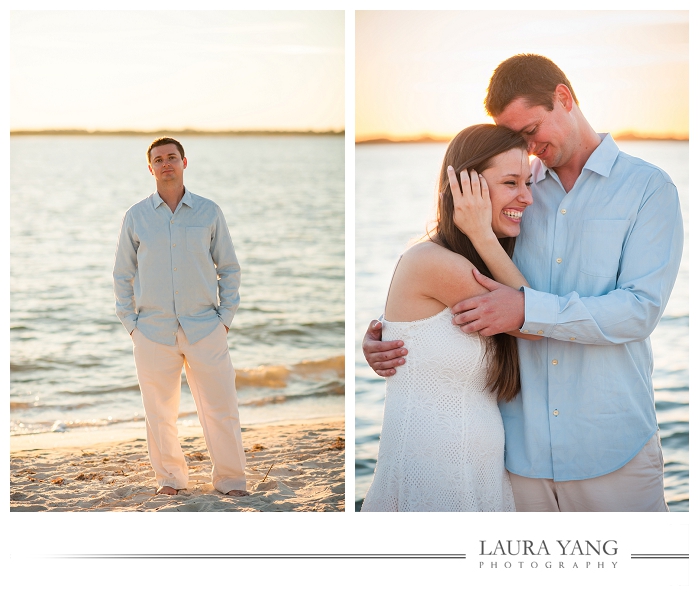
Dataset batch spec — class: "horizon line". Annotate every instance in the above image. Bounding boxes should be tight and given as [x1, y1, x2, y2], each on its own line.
[10, 128, 344, 137]
[356, 131, 688, 144]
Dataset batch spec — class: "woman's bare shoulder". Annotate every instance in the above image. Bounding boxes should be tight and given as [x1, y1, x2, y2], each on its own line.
[401, 241, 475, 273]
[397, 241, 487, 307]
[385, 240, 488, 320]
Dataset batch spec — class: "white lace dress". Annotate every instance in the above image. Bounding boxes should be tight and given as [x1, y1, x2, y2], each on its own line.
[361, 308, 515, 512]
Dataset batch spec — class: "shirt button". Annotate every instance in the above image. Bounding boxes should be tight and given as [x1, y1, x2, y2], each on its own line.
[556, 258, 562, 264]
[569, 337, 576, 341]
[174, 267, 177, 271]
[522, 329, 529, 333]
[170, 220, 174, 224]
[552, 359, 558, 365]
[172, 243, 176, 247]
[553, 409, 559, 416]
[561, 209, 567, 214]
[175, 291, 179, 294]
[537, 330, 544, 335]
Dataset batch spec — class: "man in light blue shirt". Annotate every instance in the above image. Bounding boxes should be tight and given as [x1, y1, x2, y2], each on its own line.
[364, 55, 682, 511]
[113, 137, 248, 497]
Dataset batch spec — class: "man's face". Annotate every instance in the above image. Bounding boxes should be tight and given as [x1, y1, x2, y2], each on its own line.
[148, 144, 187, 184]
[494, 94, 574, 170]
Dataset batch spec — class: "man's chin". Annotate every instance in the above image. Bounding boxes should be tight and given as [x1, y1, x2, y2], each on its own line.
[540, 148, 566, 170]
[540, 155, 558, 169]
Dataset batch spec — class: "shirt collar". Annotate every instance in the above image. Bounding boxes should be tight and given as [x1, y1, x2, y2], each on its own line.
[181, 188, 194, 207]
[531, 133, 619, 184]
[151, 187, 194, 209]
[582, 133, 618, 177]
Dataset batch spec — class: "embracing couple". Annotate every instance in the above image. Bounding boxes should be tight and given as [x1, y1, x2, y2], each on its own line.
[361, 54, 683, 512]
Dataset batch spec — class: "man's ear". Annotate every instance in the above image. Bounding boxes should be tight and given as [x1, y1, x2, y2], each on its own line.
[183, 157, 188, 170]
[555, 84, 573, 112]
[148, 163, 154, 175]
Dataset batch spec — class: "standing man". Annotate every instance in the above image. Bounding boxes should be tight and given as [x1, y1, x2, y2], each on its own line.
[363, 55, 683, 511]
[113, 137, 248, 497]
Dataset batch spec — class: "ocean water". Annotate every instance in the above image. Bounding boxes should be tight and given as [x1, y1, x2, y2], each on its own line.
[10, 134, 344, 437]
[355, 140, 689, 512]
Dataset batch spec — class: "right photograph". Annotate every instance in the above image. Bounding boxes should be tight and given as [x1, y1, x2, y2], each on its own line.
[355, 10, 689, 512]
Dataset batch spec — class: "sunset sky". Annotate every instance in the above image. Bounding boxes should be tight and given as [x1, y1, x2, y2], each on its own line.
[10, 11, 344, 132]
[356, 10, 688, 141]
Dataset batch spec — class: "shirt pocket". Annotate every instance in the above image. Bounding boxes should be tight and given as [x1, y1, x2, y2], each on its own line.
[186, 227, 210, 254]
[580, 219, 630, 278]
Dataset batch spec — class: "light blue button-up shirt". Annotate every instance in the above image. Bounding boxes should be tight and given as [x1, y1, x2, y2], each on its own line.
[113, 189, 241, 346]
[500, 134, 683, 481]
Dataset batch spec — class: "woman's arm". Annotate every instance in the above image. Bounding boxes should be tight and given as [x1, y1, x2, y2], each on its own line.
[448, 166, 529, 290]
[390, 243, 542, 342]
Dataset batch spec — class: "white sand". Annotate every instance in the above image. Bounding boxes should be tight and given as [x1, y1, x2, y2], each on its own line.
[10, 419, 345, 512]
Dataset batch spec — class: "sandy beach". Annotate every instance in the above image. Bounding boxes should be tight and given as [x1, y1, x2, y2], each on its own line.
[10, 418, 345, 512]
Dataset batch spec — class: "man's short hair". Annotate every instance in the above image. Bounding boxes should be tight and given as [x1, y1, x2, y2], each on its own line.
[147, 137, 185, 163]
[485, 54, 579, 117]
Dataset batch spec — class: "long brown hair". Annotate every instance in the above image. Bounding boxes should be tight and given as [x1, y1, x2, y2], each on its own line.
[430, 124, 527, 402]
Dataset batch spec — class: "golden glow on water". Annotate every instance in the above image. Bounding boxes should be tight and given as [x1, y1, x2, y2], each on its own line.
[356, 11, 688, 142]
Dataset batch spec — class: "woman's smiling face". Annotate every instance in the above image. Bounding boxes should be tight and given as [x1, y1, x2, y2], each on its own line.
[480, 147, 533, 238]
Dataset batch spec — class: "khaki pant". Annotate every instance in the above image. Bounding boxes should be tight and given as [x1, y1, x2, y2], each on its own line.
[132, 324, 246, 493]
[509, 432, 668, 512]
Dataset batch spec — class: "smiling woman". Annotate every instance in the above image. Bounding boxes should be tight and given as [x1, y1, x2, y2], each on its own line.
[450, 149, 533, 241]
[359, 124, 540, 512]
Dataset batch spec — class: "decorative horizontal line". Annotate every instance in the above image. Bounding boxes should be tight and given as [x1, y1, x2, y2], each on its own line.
[630, 554, 688, 559]
[49, 554, 466, 560]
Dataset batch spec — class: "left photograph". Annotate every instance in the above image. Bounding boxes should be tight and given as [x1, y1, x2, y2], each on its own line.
[10, 10, 345, 512]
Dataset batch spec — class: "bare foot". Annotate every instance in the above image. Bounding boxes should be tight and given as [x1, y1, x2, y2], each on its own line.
[226, 489, 250, 497]
[156, 486, 178, 495]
